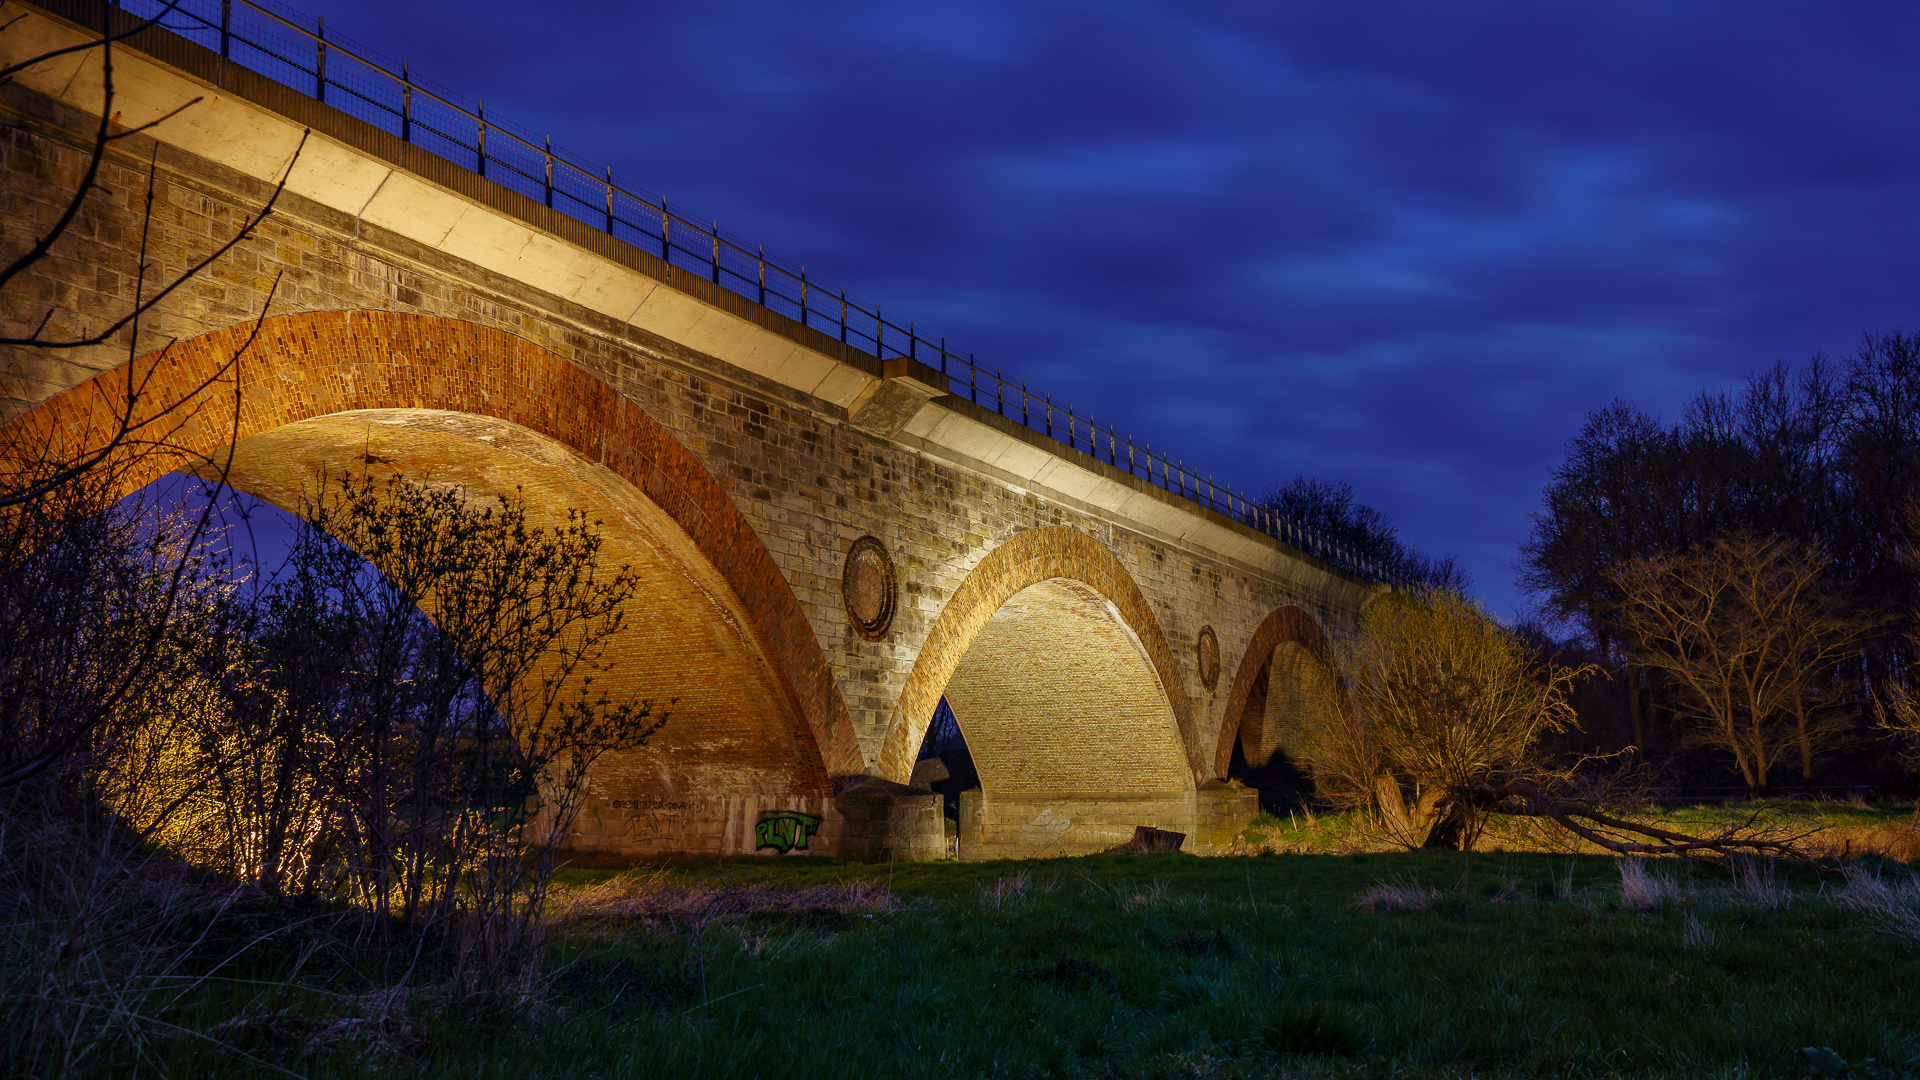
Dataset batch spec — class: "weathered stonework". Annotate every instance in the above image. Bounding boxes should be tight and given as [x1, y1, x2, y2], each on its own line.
[0, 1, 1372, 859]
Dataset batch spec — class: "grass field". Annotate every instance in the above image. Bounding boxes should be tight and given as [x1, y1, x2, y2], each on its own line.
[109, 836, 1920, 1080]
[1233, 800, 1920, 861]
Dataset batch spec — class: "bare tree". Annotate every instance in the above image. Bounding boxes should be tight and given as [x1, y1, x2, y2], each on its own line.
[0, 3, 306, 787]
[0, 1, 305, 505]
[1613, 532, 1882, 796]
[164, 472, 670, 994]
[1306, 587, 1827, 859]
[1304, 589, 1585, 850]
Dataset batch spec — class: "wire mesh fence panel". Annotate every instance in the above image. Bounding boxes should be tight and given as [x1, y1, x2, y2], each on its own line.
[481, 136, 550, 207]
[323, 53, 405, 136]
[408, 95, 480, 170]
[550, 159, 604, 217]
[137, 0, 221, 50]
[608, 190, 665, 254]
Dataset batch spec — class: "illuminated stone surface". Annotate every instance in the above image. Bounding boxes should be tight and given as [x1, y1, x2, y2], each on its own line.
[0, 1, 1383, 858]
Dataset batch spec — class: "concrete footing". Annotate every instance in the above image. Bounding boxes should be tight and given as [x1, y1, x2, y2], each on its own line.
[550, 778, 1254, 863]
[956, 780, 1258, 859]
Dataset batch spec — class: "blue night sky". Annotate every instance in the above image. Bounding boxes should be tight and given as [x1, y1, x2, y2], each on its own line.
[262, 0, 1920, 618]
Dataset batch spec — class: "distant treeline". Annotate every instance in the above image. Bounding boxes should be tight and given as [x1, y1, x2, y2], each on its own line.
[1519, 330, 1920, 793]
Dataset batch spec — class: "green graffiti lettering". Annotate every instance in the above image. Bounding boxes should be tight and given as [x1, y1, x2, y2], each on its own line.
[755, 811, 822, 854]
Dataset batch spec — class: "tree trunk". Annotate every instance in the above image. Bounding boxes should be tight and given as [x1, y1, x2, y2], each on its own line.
[1626, 659, 1644, 750]
[1728, 728, 1763, 798]
[1421, 799, 1475, 851]
[1793, 697, 1813, 787]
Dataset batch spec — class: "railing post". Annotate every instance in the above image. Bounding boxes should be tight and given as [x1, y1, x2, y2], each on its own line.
[908, 321, 915, 360]
[219, 0, 231, 60]
[1044, 393, 1052, 438]
[939, 337, 946, 374]
[401, 61, 411, 144]
[799, 267, 808, 326]
[543, 135, 554, 210]
[968, 355, 977, 403]
[839, 289, 848, 344]
[660, 201, 670, 261]
[477, 101, 486, 176]
[757, 247, 766, 305]
[876, 306, 883, 357]
[314, 16, 326, 102]
[710, 221, 720, 284]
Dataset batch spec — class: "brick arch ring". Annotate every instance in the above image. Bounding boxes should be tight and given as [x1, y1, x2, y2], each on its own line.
[1212, 605, 1336, 779]
[875, 526, 1194, 783]
[3, 308, 865, 781]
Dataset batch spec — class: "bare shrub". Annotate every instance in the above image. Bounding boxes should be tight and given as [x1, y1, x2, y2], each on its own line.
[1303, 589, 1585, 851]
[143, 473, 672, 997]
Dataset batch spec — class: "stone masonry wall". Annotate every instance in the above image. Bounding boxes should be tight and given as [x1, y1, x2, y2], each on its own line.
[0, 42, 1372, 808]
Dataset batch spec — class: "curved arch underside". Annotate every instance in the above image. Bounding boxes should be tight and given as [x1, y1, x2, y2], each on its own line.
[943, 577, 1192, 799]
[213, 409, 824, 797]
[1214, 605, 1334, 779]
[879, 527, 1197, 784]
[7, 310, 865, 787]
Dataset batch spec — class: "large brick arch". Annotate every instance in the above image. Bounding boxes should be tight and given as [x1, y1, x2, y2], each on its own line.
[1212, 605, 1336, 778]
[5, 309, 865, 780]
[876, 526, 1194, 784]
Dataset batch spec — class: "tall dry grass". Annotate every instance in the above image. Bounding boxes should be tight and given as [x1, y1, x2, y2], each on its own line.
[0, 781, 249, 1077]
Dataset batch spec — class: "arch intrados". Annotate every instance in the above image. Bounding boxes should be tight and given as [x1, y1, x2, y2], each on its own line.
[205, 409, 830, 791]
[1212, 604, 1335, 779]
[4, 310, 864, 780]
[878, 526, 1195, 783]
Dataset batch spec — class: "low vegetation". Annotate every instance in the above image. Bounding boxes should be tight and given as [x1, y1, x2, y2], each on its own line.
[8, 848, 1918, 1079]
[1233, 800, 1920, 861]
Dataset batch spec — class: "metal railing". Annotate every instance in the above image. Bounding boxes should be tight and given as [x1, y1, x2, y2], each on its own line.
[105, 0, 1404, 586]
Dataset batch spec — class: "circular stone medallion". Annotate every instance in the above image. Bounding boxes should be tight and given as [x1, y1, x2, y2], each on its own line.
[1196, 625, 1221, 692]
[843, 536, 898, 640]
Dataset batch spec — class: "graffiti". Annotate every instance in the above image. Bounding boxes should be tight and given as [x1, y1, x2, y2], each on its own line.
[609, 798, 693, 811]
[755, 810, 822, 854]
[1020, 807, 1074, 847]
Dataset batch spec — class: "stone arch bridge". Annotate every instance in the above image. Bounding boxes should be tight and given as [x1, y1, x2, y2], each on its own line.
[0, 1, 1383, 859]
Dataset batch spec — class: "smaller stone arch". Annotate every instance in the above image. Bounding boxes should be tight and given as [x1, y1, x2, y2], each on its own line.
[1213, 605, 1336, 780]
[876, 527, 1195, 784]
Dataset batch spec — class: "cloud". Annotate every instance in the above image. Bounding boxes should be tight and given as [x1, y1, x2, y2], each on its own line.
[294, 0, 1920, 616]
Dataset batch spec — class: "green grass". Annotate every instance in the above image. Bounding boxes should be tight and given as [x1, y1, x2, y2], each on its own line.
[95, 848, 1920, 1079]
[1235, 800, 1920, 859]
